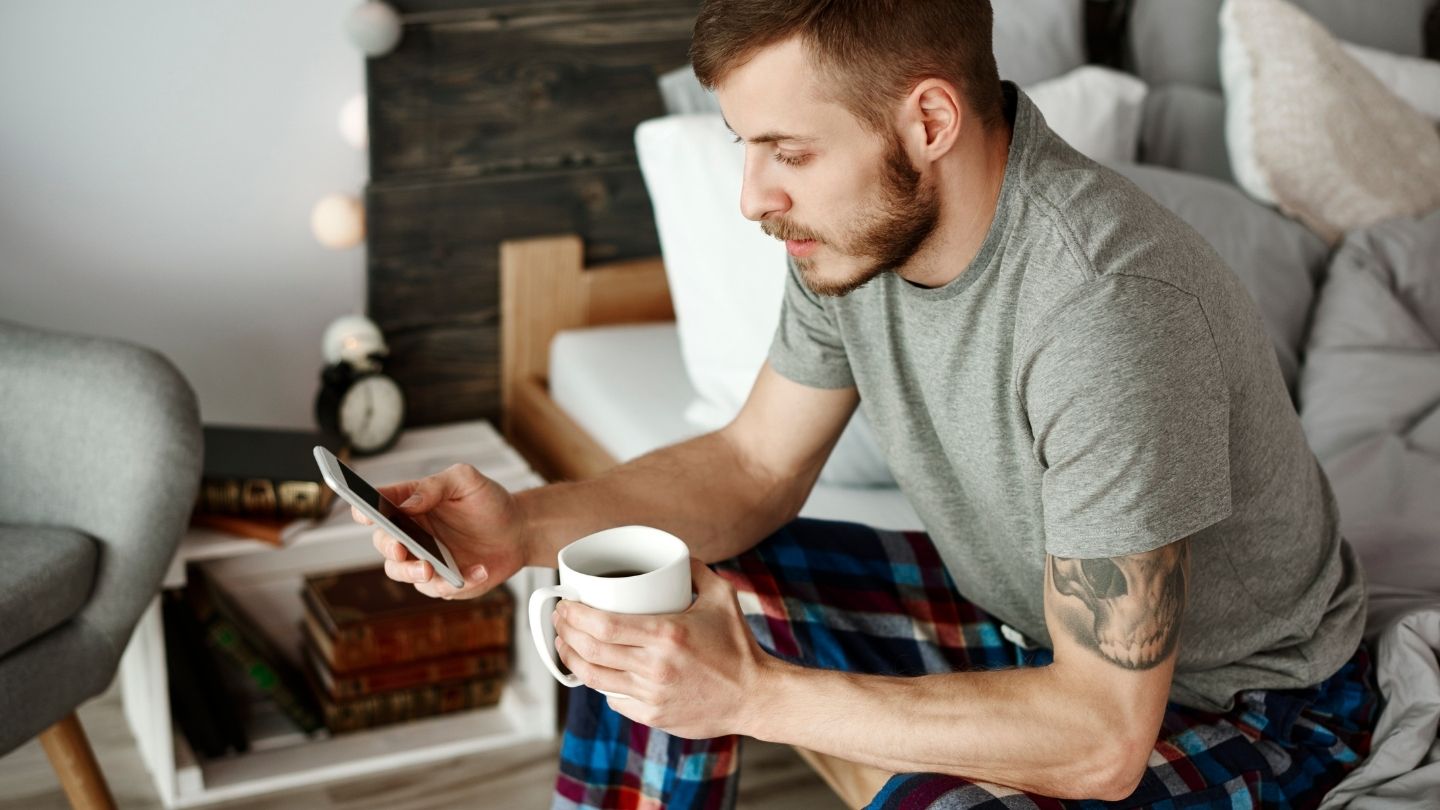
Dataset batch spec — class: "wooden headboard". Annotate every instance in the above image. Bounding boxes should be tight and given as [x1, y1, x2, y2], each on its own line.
[366, 0, 699, 428]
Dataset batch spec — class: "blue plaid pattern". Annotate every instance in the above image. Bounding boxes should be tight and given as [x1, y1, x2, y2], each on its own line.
[553, 519, 1376, 809]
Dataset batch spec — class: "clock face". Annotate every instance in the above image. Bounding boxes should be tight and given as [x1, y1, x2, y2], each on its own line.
[339, 374, 405, 454]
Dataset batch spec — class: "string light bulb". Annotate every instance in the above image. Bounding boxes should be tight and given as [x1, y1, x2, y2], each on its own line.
[311, 193, 365, 250]
[345, 1, 403, 57]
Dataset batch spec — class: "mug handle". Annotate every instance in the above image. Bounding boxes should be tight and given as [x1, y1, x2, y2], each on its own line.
[529, 584, 583, 688]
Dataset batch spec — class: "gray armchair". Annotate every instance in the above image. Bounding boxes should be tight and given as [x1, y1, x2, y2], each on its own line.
[0, 319, 201, 808]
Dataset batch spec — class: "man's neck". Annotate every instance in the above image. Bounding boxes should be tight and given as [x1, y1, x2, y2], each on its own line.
[895, 118, 1014, 290]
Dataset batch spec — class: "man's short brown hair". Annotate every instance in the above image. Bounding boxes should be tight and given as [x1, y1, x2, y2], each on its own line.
[691, 0, 1004, 134]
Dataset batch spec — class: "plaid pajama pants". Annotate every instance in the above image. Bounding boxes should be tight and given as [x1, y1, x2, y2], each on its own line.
[552, 519, 1377, 809]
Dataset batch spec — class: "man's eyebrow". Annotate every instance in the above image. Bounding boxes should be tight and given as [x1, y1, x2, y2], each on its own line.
[721, 116, 817, 145]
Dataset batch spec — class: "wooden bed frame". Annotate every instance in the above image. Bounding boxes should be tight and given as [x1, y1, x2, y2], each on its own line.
[498, 234, 892, 808]
[498, 234, 674, 482]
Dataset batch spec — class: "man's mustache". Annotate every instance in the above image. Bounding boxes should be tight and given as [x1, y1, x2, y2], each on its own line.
[760, 218, 822, 243]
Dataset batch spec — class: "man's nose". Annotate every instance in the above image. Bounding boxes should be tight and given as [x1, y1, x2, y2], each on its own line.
[739, 153, 789, 222]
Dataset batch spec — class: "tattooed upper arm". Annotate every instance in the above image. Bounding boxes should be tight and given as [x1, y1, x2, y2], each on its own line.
[1046, 540, 1190, 670]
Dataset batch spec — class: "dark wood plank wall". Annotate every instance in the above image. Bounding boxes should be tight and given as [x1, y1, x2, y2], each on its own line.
[367, 0, 700, 427]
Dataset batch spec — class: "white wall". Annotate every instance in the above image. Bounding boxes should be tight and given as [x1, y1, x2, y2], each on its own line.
[0, 1, 369, 429]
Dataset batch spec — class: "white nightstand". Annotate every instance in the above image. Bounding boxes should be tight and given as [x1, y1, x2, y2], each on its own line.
[118, 421, 558, 809]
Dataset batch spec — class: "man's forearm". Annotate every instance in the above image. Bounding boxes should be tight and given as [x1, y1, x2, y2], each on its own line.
[516, 429, 808, 568]
[744, 660, 1156, 801]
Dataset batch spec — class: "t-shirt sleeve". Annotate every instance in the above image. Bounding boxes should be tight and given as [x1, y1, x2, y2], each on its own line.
[1019, 275, 1233, 560]
[766, 257, 855, 389]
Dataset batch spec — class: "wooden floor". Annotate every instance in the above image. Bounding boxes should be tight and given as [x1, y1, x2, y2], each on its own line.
[0, 679, 840, 809]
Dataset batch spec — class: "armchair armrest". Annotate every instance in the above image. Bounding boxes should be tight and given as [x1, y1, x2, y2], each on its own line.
[0, 320, 202, 662]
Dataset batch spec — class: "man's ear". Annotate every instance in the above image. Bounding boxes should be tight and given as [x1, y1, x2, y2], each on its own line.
[901, 78, 963, 163]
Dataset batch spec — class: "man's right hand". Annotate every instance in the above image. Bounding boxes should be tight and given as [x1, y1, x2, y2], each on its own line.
[349, 463, 529, 600]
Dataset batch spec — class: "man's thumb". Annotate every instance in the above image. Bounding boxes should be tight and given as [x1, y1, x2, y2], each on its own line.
[690, 557, 725, 593]
[397, 465, 479, 512]
[398, 480, 435, 510]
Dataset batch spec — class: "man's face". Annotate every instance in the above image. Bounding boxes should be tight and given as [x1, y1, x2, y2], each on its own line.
[715, 38, 941, 297]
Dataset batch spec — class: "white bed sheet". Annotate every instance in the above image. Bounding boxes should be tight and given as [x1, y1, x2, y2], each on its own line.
[549, 323, 925, 531]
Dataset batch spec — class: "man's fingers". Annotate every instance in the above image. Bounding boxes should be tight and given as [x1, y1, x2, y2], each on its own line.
[560, 602, 662, 646]
[350, 506, 373, 526]
[385, 557, 431, 583]
[412, 565, 490, 601]
[372, 529, 410, 561]
[555, 637, 649, 700]
[554, 615, 649, 673]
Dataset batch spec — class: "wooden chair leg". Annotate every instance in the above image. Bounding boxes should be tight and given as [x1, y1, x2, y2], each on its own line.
[792, 745, 894, 810]
[38, 712, 117, 810]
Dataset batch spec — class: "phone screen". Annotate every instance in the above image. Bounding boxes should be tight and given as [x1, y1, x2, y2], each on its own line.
[336, 457, 449, 564]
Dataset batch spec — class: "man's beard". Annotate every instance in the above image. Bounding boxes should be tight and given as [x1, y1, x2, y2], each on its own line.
[761, 133, 941, 297]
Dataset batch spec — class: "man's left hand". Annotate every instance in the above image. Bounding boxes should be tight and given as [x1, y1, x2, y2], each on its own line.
[553, 558, 773, 740]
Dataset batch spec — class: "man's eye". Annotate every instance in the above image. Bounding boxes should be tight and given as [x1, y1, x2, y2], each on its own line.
[773, 152, 808, 167]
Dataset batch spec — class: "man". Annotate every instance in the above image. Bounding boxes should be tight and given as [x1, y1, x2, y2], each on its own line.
[353, 1, 1375, 806]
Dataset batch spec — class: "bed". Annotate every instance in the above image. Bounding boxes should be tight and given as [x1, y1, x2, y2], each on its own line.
[498, 0, 1440, 806]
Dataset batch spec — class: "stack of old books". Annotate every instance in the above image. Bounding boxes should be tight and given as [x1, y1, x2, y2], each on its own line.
[300, 565, 515, 734]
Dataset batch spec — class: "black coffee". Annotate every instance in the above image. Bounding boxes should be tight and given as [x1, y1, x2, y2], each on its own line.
[592, 568, 647, 578]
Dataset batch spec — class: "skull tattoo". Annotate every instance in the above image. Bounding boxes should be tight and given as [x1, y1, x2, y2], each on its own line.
[1049, 542, 1189, 670]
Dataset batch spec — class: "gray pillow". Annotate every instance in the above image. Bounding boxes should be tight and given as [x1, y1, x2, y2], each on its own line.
[657, 0, 1085, 115]
[991, 0, 1085, 86]
[1138, 84, 1233, 183]
[1129, 0, 1437, 90]
[1109, 162, 1329, 397]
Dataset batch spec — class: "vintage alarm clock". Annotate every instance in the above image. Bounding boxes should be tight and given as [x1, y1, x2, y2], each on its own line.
[315, 316, 406, 456]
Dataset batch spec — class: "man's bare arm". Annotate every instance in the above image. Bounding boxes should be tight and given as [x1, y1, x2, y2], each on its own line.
[742, 540, 1190, 801]
[516, 362, 857, 568]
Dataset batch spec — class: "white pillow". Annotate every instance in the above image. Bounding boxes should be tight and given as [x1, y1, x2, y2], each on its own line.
[1219, 0, 1440, 244]
[1025, 66, 1149, 164]
[634, 115, 894, 487]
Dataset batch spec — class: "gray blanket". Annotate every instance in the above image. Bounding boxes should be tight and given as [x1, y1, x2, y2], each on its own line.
[1299, 210, 1440, 594]
[1300, 210, 1440, 808]
[1319, 590, 1440, 810]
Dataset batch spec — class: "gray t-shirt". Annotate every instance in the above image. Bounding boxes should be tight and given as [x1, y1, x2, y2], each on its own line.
[768, 84, 1366, 711]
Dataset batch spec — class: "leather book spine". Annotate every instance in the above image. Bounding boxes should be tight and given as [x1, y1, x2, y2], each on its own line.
[196, 477, 333, 520]
[312, 645, 511, 700]
[317, 676, 507, 734]
[327, 612, 512, 673]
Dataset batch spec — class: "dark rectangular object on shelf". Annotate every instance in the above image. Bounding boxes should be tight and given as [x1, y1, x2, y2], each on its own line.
[198, 425, 343, 520]
[163, 591, 249, 758]
[187, 565, 326, 735]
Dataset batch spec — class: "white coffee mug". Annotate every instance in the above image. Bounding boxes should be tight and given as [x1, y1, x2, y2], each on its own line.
[529, 525, 692, 695]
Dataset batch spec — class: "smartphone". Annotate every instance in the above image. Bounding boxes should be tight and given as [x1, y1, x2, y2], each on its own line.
[313, 446, 465, 588]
